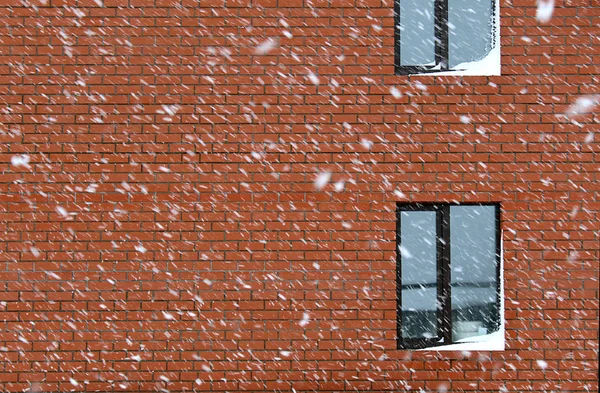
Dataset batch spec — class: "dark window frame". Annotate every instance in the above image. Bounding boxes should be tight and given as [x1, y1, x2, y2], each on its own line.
[394, 0, 497, 75]
[396, 202, 501, 350]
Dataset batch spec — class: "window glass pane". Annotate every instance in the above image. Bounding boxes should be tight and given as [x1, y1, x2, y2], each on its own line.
[400, 211, 437, 339]
[448, 0, 494, 68]
[450, 206, 498, 341]
[399, 0, 436, 66]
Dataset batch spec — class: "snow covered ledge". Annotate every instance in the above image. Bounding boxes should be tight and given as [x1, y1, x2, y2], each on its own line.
[418, 232, 505, 352]
[431, 44, 501, 77]
[418, 326, 505, 352]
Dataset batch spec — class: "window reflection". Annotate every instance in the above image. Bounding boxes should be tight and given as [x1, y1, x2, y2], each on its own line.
[399, 0, 436, 66]
[450, 206, 499, 341]
[400, 211, 438, 339]
[448, 0, 495, 68]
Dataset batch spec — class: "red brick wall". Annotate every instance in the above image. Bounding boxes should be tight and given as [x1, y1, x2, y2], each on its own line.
[0, 0, 598, 392]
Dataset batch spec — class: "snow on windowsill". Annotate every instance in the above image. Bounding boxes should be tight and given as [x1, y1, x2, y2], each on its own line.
[434, 44, 501, 76]
[411, 41, 500, 77]
[417, 327, 505, 352]
[429, 44, 501, 76]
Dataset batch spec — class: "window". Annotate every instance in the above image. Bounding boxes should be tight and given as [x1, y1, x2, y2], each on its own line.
[396, 203, 501, 349]
[394, 0, 500, 75]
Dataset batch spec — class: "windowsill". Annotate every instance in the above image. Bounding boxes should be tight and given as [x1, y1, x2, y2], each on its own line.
[411, 44, 501, 77]
[417, 328, 505, 351]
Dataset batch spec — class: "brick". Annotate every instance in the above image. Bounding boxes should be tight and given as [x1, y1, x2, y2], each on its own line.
[0, 0, 598, 392]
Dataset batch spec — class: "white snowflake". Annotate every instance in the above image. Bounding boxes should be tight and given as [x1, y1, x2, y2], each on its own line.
[314, 171, 331, 190]
[536, 0, 554, 23]
[10, 155, 30, 167]
[255, 38, 278, 55]
[390, 87, 402, 98]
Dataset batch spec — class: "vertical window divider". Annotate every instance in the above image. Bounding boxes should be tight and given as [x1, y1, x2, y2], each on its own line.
[440, 206, 452, 344]
[435, 207, 444, 342]
[434, 0, 450, 70]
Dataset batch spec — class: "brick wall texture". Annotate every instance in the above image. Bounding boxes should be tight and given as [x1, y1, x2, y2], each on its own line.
[0, 0, 599, 392]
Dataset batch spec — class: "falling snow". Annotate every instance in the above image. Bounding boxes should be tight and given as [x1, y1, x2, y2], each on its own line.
[255, 38, 279, 55]
[0, 0, 597, 392]
[314, 171, 332, 190]
[565, 95, 600, 118]
[10, 155, 30, 167]
[307, 72, 320, 86]
[536, 0, 555, 23]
